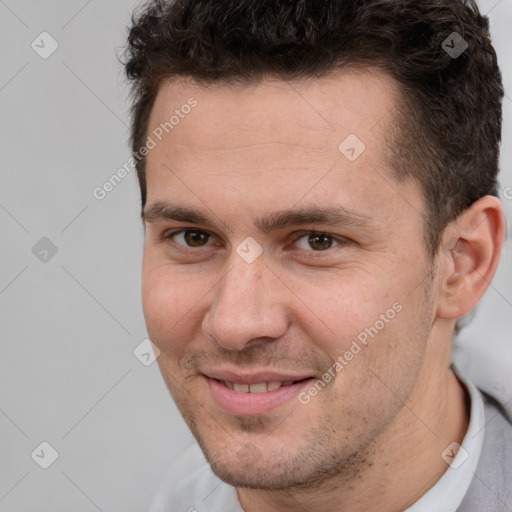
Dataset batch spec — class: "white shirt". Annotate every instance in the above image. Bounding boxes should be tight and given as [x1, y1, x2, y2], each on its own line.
[148, 365, 485, 512]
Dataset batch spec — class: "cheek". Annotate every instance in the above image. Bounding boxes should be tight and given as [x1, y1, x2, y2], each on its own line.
[291, 275, 398, 356]
[141, 256, 206, 352]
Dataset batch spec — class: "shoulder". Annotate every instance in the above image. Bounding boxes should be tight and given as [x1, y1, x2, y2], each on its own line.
[459, 392, 512, 511]
[148, 443, 242, 512]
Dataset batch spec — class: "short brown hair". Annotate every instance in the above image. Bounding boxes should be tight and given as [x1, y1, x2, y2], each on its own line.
[122, 0, 503, 255]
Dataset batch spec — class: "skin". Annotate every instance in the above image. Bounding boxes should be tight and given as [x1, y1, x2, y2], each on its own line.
[141, 69, 505, 511]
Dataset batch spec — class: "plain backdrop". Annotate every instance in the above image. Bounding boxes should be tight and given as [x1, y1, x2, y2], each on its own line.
[0, 1, 511, 511]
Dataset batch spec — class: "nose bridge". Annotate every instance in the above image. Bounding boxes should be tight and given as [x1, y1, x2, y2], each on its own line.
[203, 251, 288, 350]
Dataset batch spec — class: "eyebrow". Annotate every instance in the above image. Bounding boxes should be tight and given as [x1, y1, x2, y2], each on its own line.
[142, 201, 377, 233]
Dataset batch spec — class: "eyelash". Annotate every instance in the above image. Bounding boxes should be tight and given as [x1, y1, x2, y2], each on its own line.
[160, 228, 348, 257]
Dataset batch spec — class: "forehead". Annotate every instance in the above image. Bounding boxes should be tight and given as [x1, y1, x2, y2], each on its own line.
[144, 69, 424, 231]
[148, 68, 399, 156]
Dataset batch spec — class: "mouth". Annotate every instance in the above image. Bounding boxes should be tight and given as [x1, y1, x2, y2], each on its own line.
[219, 378, 310, 393]
[202, 372, 317, 416]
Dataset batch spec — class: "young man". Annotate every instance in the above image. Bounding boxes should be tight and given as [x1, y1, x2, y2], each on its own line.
[123, 0, 512, 510]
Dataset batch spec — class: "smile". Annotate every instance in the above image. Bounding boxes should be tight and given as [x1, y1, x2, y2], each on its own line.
[203, 372, 316, 416]
[222, 380, 299, 393]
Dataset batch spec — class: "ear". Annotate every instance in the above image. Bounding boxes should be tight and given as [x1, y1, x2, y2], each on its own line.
[436, 195, 506, 320]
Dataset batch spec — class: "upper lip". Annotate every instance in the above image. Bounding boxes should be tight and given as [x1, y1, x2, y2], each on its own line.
[202, 368, 314, 385]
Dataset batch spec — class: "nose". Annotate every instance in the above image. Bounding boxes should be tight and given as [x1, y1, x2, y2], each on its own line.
[202, 253, 290, 351]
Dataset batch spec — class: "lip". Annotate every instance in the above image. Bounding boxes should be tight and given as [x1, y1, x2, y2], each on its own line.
[204, 373, 316, 416]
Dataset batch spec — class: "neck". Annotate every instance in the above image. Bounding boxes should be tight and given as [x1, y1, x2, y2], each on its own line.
[237, 359, 470, 512]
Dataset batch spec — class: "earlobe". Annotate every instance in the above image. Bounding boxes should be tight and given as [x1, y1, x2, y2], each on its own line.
[436, 195, 505, 320]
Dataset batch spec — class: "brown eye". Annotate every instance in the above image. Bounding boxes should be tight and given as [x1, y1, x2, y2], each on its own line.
[170, 229, 212, 247]
[308, 234, 334, 250]
[295, 232, 341, 251]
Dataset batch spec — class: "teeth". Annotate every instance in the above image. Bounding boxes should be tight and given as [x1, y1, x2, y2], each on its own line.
[249, 382, 267, 393]
[224, 380, 297, 392]
[267, 381, 282, 391]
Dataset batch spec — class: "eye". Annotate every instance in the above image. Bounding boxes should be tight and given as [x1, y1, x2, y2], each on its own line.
[294, 232, 344, 251]
[162, 229, 347, 255]
[165, 229, 214, 248]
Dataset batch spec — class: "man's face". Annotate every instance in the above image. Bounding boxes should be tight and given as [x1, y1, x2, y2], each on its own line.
[142, 70, 439, 489]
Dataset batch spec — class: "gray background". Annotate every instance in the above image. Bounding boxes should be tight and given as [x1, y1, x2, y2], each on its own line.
[0, 1, 511, 511]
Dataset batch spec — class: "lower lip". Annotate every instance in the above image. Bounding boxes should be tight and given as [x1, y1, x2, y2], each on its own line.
[205, 377, 315, 416]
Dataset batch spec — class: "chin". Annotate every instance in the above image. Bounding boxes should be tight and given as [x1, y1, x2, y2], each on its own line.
[209, 458, 307, 490]
[200, 434, 342, 491]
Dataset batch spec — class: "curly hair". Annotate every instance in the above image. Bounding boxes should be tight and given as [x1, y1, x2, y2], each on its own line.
[122, 0, 503, 256]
